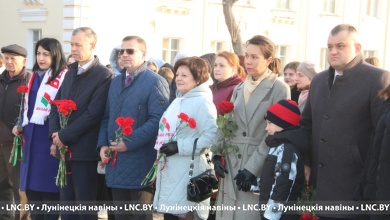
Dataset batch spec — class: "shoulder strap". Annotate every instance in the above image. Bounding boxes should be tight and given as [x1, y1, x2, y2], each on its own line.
[189, 138, 199, 178]
[189, 138, 212, 178]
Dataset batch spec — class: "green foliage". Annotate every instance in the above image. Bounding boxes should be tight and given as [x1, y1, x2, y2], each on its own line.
[297, 184, 317, 216]
[212, 113, 239, 155]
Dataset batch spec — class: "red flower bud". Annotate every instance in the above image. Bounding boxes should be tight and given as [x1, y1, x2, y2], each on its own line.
[178, 113, 189, 122]
[17, 85, 29, 93]
[122, 126, 133, 136]
[219, 101, 234, 115]
[300, 212, 312, 220]
[188, 118, 196, 129]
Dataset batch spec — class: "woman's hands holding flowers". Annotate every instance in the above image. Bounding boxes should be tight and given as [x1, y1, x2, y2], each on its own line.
[212, 155, 228, 178]
[159, 141, 178, 157]
[12, 126, 22, 136]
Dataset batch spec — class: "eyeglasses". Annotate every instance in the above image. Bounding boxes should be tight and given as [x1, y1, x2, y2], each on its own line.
[118, 49, 140, 55]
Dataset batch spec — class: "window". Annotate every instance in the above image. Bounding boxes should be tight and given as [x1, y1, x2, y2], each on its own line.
[32, 30, 42, 66]
[26, 29, 42, 68]
[322, 0, 336, 14]
[211, 41, 224, 52]
[276, 0, 290, 10]
[162, 38, 180, 65]
[320, 48, 329, 70]
[364, 50, 378, 58]
[367, 0, 380, 17]
[275, 45, 288, 68]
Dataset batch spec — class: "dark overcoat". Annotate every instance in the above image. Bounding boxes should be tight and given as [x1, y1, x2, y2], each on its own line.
[300, 54, 389, 217]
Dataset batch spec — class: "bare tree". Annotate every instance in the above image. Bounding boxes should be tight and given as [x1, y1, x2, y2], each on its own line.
[222, 0, 244, 55]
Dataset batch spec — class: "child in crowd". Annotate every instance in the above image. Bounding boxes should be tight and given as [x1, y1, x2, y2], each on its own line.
[260, 99, 308, 220]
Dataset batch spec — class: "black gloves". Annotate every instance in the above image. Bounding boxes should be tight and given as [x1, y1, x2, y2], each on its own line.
[159, 141, 178, 157]
[234, 169, 257, 192]
[212, 155, 228, 178]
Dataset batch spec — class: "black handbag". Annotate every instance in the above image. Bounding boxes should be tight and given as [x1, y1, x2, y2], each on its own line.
[187, 138, 219, 203]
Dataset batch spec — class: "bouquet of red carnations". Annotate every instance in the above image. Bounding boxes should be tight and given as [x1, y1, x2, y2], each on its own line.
[51, 99, 77, 188]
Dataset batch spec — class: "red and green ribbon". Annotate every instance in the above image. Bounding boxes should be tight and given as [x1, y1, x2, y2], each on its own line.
[141, 152, 166, 186]
[9, 135, 25, 166]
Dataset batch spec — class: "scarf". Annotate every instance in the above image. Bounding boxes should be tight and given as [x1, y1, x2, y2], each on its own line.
[243, 69, 272, 104]
[154, 97, 184, 150]
[22, 68, 68, 126]
[298, 90, 309, 112]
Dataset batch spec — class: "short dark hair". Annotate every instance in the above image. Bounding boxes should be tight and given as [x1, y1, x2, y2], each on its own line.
[122, 36, 147, 52]
[174, 57, 209, 85]
[330, 24, 358, 36]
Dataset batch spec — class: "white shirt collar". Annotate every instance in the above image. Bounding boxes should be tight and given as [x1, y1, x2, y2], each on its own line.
[78, 57, 95, 72]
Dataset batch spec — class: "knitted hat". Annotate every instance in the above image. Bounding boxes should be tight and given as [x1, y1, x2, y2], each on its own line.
[265, 99, 301, 129]
[297, 61, 317, 80]
[1, 44, 27, 57]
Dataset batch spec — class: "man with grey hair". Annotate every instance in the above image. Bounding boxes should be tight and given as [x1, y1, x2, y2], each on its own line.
[300, 24, 389, 219]
[49, 27, 112, 220]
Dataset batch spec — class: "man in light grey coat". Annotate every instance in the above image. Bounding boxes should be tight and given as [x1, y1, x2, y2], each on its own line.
[300, 24, 390, 219]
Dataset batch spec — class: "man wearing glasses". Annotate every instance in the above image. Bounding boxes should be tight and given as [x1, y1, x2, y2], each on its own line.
[98, 36, 169, 220]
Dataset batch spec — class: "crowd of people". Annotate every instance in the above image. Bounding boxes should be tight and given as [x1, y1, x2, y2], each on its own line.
[0, 23, 389, 220]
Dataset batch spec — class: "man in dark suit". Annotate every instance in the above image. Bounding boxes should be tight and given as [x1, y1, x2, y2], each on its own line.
[49, 27, 112, 220]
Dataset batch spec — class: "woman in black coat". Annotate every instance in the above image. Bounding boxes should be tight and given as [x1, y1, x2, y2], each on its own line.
[357, 84, 390, 220]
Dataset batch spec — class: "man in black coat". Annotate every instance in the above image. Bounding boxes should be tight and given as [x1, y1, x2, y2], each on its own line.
[49, 27, 112, 220]
[300, 24, 390, 219]
[0, 44, 31, 220]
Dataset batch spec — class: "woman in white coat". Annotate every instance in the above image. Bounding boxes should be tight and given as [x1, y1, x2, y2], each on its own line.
[153, 57, 218, 220]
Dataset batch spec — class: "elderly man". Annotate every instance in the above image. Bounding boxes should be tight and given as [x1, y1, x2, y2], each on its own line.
[49, 27, 113, 220]
[0, 44, 31, 220]
[98, 36, 169, 220]
[301, 24, 390, 220]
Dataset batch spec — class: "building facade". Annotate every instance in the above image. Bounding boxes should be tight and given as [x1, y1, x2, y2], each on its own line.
[0, 0, 389, 70]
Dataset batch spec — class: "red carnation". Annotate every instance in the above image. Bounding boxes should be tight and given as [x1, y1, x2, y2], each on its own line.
[123, 117, 134, 126]
[300, 212, 313, 220]
[116, 117, 126, 127]
[65, 100, 77, 111]
[17, 85, 28, 93]
[178, 113, 189, 122]
[122, 126, 133, 136]
[219, 101, 234, 115]
[58, 106, 70, 116]
[188, 118, 196, 129]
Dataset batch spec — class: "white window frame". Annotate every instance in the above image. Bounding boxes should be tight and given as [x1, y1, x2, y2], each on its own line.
[26, 29, 42, 69]
[162, 38, 180, 65]
[275, 45, 288, 69]
[364, 50, 378, 58]
[366, 0, 381, 18]
[211, 41, 225, 53]
[322, 0, 336, 14]
[320, 48, 329, 70]
[276, 0, 290, 10]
